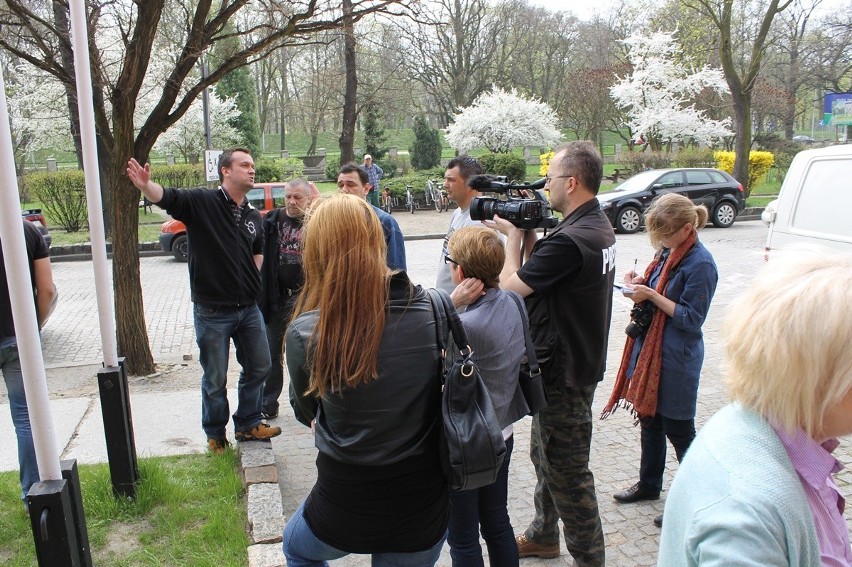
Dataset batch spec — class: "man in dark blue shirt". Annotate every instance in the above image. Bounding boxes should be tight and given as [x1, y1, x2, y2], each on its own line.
[337, 163, 406, 271]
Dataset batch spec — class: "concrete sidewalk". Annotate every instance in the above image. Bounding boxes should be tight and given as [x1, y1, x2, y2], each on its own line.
[2, 223, 849, 567]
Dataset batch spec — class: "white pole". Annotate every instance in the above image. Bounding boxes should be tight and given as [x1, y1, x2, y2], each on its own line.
[0, 72, 62, 482]
[69, 0, 118, 367]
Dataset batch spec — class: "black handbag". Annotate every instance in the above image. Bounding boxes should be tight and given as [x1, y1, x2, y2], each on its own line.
[506, 291, 549, 416]
[428, 288, 507, 492]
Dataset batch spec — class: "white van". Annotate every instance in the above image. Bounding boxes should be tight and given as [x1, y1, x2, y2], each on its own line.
[762, 144, 852, 259]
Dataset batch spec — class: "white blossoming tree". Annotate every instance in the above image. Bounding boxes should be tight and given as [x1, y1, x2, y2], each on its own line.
[610, 31, 732, 151]
[153, 87, 243, 163]
[445, 87, 562, 154]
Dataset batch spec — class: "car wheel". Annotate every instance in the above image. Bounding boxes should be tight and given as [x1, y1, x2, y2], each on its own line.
[616, 206, 642, 234]
[712, 202, 737, 228]
[172, 234, 189, 262]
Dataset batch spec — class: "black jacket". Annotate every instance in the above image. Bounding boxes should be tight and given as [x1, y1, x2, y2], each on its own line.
[258, 208, 304, 321]
[286, 273, 444, 464]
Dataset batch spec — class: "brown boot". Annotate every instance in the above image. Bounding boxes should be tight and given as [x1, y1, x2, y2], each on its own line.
[207, 438, 231, 455]
[235, 422, 282, 441]
[516, 534, 560, 559]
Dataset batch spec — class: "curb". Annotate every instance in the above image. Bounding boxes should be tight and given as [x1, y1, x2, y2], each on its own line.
[239, 440, 286, 567]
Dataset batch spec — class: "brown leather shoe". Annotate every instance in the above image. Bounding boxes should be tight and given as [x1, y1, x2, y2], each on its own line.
[516, 534, 560, 559]
[235, 422, 282, 441]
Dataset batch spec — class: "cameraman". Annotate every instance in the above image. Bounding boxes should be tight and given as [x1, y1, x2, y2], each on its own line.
[601, 193, 718, 529]
[487, 141, 615, 565]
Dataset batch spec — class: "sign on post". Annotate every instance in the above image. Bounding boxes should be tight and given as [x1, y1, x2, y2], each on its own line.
[205, 149, 223, 183]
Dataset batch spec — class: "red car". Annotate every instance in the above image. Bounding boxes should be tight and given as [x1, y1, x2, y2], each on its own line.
[158, 183, 287, 261]
[21, 209, 52, 248]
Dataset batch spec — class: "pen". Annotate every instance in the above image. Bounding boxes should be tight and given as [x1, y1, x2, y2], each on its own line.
[633, 258, 638, 276]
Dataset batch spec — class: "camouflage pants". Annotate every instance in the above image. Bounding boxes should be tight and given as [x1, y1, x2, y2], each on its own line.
[523, 382, 605, 566]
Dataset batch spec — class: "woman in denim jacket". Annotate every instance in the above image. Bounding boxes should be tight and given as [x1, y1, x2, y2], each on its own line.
[603, 193, 718, 528]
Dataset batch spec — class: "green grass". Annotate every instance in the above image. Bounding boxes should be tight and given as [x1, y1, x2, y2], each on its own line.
[0, 453, 248, 566]
[22, 202, 167, 246]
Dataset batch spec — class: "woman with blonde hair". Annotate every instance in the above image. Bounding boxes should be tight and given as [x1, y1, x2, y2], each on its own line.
[282, 194, 447, 566]
[602, 193, 718, 528]
[659, 251, 852, 565]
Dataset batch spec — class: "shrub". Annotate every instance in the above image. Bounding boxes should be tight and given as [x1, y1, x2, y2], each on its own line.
[479, 152, 527, 182]
[254, 158, 304, 183]
[23, 170, 88, 232]
[620, 151, 673, 174]
[714, 150, 775, 196]
[376, 160, 397, 179]
[673, 147, 716, 168]
[149, 163, 205, 189]
[409, 115, 442, 170]
[383, 168, 444, 199]
[324, 161, 340, 182]
[539, 151, 555, 177]
[363, 102, 388, 161]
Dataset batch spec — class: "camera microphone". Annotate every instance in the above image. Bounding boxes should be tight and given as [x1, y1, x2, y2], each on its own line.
[468, 175, 509, 190]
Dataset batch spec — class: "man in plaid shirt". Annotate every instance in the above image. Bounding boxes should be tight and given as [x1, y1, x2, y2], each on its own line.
[363, 154, 383, 207]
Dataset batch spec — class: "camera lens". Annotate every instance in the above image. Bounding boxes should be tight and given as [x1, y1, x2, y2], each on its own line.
[470, 197, 497, 221]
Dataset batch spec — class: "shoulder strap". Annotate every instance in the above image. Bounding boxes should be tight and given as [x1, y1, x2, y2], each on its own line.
[506, 291, 541, 375]
[428, 288, 472, 356]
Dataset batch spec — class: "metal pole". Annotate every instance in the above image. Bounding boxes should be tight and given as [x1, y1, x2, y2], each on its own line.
[69, 0, 118, 367]
[201, 57, 212, 150]
[0, 69, 62, 487]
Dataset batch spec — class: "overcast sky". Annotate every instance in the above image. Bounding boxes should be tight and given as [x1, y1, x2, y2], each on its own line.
[522, 0, 619, 20]
[523, 0, 849, 22]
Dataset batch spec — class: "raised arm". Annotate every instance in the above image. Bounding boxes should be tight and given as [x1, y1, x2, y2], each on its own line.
[126, 158, 165, 204]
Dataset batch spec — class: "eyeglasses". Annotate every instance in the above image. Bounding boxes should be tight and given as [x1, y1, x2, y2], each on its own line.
[544, 174, 574, 185]
[444, 255, 459, 266]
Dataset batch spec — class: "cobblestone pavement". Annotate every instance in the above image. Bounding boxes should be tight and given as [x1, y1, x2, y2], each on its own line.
[25, 215, 852, 565]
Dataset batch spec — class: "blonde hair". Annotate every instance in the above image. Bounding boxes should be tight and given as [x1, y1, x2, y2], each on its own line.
[447, 227, 505, 288]
[723, 249, 852, 437]
[291, 194, 389, 397]
[644, 193, 708, 250]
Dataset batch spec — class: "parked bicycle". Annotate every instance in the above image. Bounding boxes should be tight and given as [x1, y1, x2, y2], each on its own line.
[404, 184, 416, 214]
[381, 188, 394, 214]
[425, 179, 449, 212]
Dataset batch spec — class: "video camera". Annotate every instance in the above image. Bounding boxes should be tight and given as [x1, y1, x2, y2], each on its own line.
[468, 175, 559, 230]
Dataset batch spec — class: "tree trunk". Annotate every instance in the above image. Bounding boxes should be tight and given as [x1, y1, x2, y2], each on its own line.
[338, 0, 357, 166]
[731, 89, 752, 196]
[110, 121, 155, 375]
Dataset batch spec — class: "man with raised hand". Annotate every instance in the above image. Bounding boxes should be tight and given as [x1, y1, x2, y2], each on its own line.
[127, 148, 281, 454]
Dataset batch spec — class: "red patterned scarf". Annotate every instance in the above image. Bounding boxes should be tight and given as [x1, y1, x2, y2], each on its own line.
[601, 230, 697, 421]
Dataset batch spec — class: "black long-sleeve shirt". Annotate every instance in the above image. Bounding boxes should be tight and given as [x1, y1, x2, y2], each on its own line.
[157, 187, 263, 306]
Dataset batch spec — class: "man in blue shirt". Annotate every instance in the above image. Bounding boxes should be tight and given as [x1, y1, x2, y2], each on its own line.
[362, 154, 383, 208]
[337, 163, 406, 271]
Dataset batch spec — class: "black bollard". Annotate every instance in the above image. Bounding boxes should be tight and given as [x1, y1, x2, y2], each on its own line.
[27, 479, 81, 566]
[97, 357, 139, 498]
[60, 459, 92, 566]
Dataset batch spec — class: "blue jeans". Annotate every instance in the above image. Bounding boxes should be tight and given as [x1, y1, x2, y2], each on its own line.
[1, 339, 38, 501]
[194, 304, 271, 439]
[448, 435, 517, 567]
[283, 501, 447, 567]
